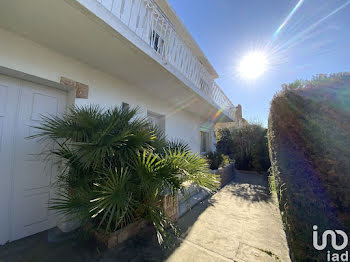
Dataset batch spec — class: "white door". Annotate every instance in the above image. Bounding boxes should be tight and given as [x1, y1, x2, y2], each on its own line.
[0, 75, 67, 242]
[0, 76, 19, 244]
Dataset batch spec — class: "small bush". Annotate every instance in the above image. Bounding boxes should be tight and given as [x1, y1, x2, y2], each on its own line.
[205, 151, 230, 170]
[216, 124, 270, 172]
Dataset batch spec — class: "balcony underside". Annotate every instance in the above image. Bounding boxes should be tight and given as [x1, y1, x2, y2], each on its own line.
[0, 0, 233, 122]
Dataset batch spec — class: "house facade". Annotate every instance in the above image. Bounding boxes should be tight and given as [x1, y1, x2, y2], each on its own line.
[0, 0, 235, 244]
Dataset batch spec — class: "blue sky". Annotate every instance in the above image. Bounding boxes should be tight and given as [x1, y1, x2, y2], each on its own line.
[168, 0, 350, 126]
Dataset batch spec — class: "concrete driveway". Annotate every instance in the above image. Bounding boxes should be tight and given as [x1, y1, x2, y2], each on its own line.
[0, 171, 290, 262]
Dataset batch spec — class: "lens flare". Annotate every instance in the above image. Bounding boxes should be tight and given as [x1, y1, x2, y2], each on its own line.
[273, 0, 304, 39]
[238, 51, 269, 79]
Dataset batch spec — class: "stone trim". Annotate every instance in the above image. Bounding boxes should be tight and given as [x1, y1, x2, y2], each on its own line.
[60, 76, 89, 99]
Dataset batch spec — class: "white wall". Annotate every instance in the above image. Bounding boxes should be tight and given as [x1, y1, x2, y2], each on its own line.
[0, 27, 208, 152]
[0, 27, 215, 244]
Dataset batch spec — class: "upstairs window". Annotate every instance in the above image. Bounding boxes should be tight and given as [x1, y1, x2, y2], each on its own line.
[150, 30, 165, 54]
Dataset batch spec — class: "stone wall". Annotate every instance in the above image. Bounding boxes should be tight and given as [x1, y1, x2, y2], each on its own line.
[178, 163, 235, 217]
[217, 163, 235, 187]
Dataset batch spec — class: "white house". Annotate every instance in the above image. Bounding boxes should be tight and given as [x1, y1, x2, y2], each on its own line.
[0, 0, 236, 244]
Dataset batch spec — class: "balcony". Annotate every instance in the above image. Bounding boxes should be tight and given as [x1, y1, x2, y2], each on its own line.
[0, 0, 235, 121]
[94, 0, 235, 120]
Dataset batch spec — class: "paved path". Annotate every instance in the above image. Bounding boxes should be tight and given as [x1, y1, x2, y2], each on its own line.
[167, 171, 290, 262]
[0, 172, 290, 262]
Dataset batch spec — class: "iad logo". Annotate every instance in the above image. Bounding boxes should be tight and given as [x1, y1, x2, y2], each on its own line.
[313, 225, 349, 261]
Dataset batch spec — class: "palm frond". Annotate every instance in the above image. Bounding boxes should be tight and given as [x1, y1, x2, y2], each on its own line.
[91, 168, 138, 232]
[162, 148, 220, 192]
[166, 139, 191, 153]
[49, 184, 94, 223]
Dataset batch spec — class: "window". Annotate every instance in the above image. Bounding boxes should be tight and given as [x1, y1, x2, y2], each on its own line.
[147, 110, 165, 132]
[200, 131, 210, 154]
[150, 30, 165, 54]
[122, 102, 129, 111]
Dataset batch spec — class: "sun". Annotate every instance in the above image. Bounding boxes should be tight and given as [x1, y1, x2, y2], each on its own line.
[238, 51, 269, 79]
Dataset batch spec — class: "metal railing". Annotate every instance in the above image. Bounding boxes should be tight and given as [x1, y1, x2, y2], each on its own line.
[97, 0, 235, 120]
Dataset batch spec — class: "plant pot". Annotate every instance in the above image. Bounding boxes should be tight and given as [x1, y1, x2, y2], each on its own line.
[160, 194, 178, 222]
[94, 220, 148, 249]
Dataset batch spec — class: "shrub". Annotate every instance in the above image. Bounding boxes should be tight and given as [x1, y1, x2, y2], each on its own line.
[205, 151, 230, 170]
[216, 124, 270, 172]
[31, 105, 220, 245]
[268, 73, 350, 261]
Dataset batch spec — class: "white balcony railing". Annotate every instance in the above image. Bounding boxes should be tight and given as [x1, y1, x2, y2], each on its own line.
[97, 0, 235, 120]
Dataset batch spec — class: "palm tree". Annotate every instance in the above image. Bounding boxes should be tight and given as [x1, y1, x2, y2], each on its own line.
[31, 105, 219, 245]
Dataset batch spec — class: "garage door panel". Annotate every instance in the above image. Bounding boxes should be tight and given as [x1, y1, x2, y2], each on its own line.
[20, 192, 50, 227]
[0, 77, 19, 245]
[0, 85, 8, 152]
[20, 126, 54, 159]
[0, 85, 8, 116]
[31, 93, 59, 121]
[0, 117, 3, 152]
[11, 79, 67, 241]
[20, 161, 52, 190]
[0, 75, 68, 244]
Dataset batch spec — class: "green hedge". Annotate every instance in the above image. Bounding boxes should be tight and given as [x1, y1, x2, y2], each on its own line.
[268, 74, 350, 261]
[205, 151, 230, 170]
[216, 124, 270, 172]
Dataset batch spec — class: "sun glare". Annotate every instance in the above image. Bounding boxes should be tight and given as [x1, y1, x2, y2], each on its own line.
[238, 51, 269, 79]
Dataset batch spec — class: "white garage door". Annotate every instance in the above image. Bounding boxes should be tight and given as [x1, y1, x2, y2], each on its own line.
[0, 75, 67, 243]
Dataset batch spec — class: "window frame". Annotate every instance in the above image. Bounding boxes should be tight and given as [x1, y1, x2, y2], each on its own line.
[147, 110, 165, 132]
[200, 130, 211, 154]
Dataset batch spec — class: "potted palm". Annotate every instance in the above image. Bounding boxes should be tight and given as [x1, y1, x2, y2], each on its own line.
[31, 105, 219, 247]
